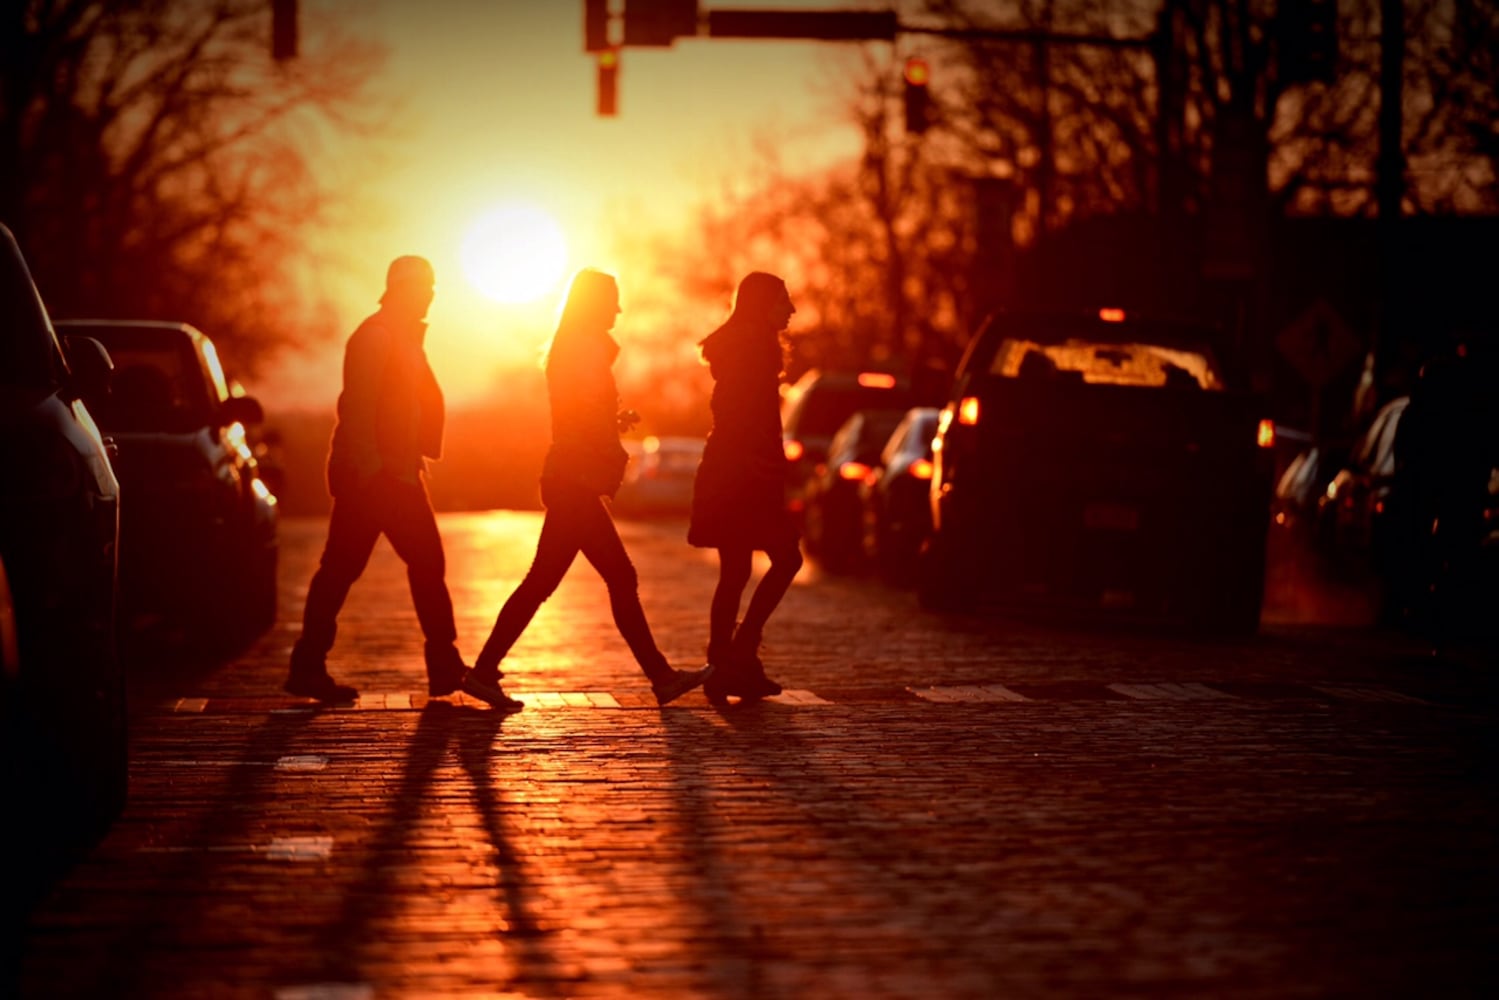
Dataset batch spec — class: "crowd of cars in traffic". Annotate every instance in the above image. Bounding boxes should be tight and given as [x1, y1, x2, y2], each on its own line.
[618, 310, 1493, 641]
[1, 224, 280, 852]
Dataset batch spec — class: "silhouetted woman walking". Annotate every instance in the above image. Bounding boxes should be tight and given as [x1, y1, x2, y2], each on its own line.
[462, 269, 711, 709]
[688, 272, 803, 703]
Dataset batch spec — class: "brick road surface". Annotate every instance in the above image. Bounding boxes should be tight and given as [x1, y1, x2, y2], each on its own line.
[17, 512, 1499, 998]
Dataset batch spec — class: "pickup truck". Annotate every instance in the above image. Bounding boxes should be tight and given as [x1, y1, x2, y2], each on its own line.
[918, 308, 1276, 633]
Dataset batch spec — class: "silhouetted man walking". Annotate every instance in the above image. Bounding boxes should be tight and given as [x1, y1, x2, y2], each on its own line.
[285, 255, 487, 704]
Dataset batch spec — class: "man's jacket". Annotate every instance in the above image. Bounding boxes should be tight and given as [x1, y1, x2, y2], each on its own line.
[327, 309, 444, 492]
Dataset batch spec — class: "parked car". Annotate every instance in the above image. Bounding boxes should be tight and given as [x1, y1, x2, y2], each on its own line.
[56, 320, 278, 642]
[1317, 396, 1408, 577]
[919, 308, 1276, 632]
[612, 436, 704, 517]
[0, 223, 127, 840]
[780, 369, 917, 517]
[803, 407, 908, 573]
[861, 407, 941, 579]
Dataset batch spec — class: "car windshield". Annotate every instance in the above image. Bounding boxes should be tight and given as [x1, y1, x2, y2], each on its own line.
[1, 237, 65, 391]
[988, 338, 1223, 390]
[793, 385, 911, 438]
[69, 334, 217, 432]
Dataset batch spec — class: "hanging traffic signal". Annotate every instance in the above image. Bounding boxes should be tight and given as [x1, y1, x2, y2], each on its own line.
[271, 0, 297, 61]
[584, 0, 609, 54]
[597, 48, 620, 117]
[903, 57, 931, 135]
[1278, 0, 1338, 84]
[623, 0, 698, 47]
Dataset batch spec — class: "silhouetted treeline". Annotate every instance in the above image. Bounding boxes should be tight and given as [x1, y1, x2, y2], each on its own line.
[0, 1, 385, 377]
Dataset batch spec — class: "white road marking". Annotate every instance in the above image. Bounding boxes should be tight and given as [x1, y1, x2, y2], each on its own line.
[1312, 684, 1434, 706]
[771, 689, 832, 705]
[909, 685, 1029, 703]
[265, 836, 334, 861]
[274, 984, 374, 1000]
[1108, 682, 1235, 701]
[275, 755, 330, 772]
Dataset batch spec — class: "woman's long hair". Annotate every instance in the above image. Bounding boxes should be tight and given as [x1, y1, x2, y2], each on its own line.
[699, 271, 788, 372]
[544, 268, 618, 372]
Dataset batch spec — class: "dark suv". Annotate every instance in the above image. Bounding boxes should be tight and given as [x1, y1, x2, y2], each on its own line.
[0, 223, 128, 841]
[57, 320, 278, 642]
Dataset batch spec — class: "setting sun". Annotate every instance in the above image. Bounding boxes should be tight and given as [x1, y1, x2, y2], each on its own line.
[459, 202, 568, 304]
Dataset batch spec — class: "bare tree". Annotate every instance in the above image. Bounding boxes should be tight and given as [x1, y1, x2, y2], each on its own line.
[1, 0, 385, 372]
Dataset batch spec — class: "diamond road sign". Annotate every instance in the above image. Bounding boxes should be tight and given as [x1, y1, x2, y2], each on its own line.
[1275, 298, 1362, 388]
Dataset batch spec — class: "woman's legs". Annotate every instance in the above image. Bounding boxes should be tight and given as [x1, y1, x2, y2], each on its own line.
[735, 540, 803, 651]
[709, 546, 754, 658]
[471, 501, 584, 680]
[575, 496, 671, 677]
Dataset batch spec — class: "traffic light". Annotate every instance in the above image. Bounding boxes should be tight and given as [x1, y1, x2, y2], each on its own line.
[1278, 0, 1338, 84]
[584, 0, 609, 54]
[903, 57, 931, 135]
[271, 0, 297, 61]
[597, 49, 619, 117]
[623, 0, 697, 47]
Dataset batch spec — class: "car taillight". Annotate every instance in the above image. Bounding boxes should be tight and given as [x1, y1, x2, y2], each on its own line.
[1257, 419, 1276, 449]
[839, 461, 871, 481]
[784, 439, 804, 462]
[958, 397, 980, 426]
[909, 458, 934, 480]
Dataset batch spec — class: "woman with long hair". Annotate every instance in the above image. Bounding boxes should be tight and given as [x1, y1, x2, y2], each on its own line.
[688, 272, 803, 704]
[462, 269, 711, 709]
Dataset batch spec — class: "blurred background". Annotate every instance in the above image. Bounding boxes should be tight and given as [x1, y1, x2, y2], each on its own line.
[3, 0, 1495, 521]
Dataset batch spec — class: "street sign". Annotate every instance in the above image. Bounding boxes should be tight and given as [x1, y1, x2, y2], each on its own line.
[1275, 298, 1362, 387]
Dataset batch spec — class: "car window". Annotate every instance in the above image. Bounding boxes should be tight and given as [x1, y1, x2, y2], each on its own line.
[988, 337, 1223, 389]
[1354, 406, 1395, 470]
[84, 341, 216, 432]
[858, 410, 906, 459]
[200, 338, 231, 404]
[791, 385, 911, 437]
[1370, 403, 1406, 478]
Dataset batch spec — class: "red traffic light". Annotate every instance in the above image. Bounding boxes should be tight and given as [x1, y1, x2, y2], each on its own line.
[903, 57, 930, 88]
[596, 49, 619, 117]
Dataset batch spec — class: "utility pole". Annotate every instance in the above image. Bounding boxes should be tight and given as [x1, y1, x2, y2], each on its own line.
[1376, 0, 1405, 384]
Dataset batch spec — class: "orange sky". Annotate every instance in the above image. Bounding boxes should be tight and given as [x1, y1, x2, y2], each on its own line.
[271, 0, 886, 410]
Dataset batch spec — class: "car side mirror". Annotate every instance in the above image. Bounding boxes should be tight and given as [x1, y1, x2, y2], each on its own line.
[63, 335, 114, 405]
[221, 395, 264, 427]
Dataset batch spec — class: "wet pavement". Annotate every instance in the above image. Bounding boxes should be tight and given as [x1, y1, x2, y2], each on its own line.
[15, 512, 1499, 998]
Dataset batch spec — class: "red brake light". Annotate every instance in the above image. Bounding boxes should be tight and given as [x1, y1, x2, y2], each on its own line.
[958, 396, 980, 426]
[1257, 419, 1276, 449]
[858, 372, 897, 389]
[909, 458, 934, 480]
[839, 461, 872, 481]
[1099, 307, 1126, 323]
[784, 439, 804, 462]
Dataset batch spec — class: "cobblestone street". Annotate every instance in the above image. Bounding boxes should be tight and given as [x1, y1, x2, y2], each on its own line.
[17, 513, 1499, 998]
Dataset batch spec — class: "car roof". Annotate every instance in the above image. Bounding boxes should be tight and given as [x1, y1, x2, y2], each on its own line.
[55, 319, 209, 349]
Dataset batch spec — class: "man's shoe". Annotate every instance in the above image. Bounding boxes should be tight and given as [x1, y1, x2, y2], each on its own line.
[284, 672, 358, 702]
[460, 672, 524, 713]
[651, 664, 713, 707]
[427, 664, 468, 697]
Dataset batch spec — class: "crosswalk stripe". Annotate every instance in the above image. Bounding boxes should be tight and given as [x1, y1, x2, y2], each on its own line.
[909, 684, 1030, 703]
[1108, 683, 1235, 701]
[1311, 684, 1435, 706]
[771, 689, 832, 705]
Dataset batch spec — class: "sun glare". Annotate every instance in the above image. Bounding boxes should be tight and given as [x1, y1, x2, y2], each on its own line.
[460, 203, 568, 304]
